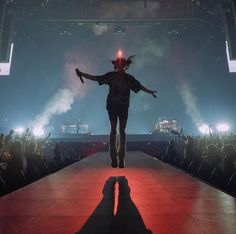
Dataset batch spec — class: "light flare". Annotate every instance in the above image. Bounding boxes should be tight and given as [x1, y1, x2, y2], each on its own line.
[33, 126, 45, 137]
[198, 124, 211, 135]
[117, 49, 123, 58]
[216, 123, 230, 133]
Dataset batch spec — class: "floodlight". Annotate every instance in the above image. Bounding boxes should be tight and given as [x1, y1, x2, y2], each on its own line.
[33, 126, 44, 137]
[198, 124, 210, 135]
[216, 123, 230, 133]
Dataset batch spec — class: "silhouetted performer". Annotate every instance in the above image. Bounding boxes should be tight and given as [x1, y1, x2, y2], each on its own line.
[76, 53, 157, 168]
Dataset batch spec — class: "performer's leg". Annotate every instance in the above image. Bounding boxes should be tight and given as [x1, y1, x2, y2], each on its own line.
[109, 119, 118, 168]
[118, 118, 127, 168]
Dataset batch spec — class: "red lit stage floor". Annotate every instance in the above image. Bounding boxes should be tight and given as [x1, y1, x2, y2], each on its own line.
[0, 152, 236, 234]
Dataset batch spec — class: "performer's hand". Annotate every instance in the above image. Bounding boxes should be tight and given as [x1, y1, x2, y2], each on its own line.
[75, 68, 82, 77]
[151, 91, 157, 98]
[75, 68, 85, 83]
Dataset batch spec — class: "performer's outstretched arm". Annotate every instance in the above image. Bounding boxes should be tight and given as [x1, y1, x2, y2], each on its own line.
[75, 69, 98, 81]
[140, 84, 157, 98]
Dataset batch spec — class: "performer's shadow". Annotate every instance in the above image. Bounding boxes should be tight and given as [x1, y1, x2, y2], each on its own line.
[76, 176, 152, 234]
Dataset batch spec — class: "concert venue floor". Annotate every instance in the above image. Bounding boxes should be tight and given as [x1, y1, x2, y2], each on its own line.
[0, 151, 235, 234]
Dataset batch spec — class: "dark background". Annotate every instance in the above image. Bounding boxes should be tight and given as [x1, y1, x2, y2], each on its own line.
[0, 0, 236, 135]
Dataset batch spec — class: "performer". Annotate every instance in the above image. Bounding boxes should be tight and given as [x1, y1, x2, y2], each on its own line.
[75, 51, 157, 168]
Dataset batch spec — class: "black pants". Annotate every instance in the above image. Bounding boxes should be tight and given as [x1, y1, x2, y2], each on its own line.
[107, 105, 128, 162]
[107, 105, 128, 121]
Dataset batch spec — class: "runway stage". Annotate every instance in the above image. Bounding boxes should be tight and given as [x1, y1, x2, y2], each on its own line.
[0, 151, 236, 234]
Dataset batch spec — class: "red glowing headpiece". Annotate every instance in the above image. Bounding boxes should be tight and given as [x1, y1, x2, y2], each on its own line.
[112, 49, 135, 71]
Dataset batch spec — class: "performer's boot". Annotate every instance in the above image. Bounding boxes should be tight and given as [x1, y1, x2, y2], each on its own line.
[118, 133, 126, 168]
[109, 133, 118, 168]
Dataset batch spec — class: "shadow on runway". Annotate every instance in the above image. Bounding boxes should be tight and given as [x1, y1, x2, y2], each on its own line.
[76, 176, 152, 234]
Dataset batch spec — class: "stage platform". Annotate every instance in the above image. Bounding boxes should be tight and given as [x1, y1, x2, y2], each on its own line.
[50, 133, 173, 142]
[0, 151, 235, 234]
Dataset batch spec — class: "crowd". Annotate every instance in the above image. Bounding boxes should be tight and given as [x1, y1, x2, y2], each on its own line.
[0, 128, 108, 196]
[0, 129, 77, 195]
[1, 127, 235, 197]
[162, 131, 236, 195]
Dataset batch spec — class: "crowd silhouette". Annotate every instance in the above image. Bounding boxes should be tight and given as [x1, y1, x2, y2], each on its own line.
[0, 129, 105, 195]
[145, 130, 236, 196]
[1, 127, 236, 197]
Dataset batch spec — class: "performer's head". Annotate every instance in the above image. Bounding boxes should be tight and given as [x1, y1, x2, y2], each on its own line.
[112, 50, 135, 72]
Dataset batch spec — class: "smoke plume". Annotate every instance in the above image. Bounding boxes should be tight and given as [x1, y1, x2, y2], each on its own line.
[134, 39, 166, 68]
[33, 88, 74, 133]
[32, 51, 92, 134]
[178, 82, 204, 127]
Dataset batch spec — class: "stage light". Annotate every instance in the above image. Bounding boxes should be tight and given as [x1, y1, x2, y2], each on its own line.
[216, 123, 230, 133]
[33, 126, 44, 137]
[14, 127, 25, 134]
[198, 124, 210, 135]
